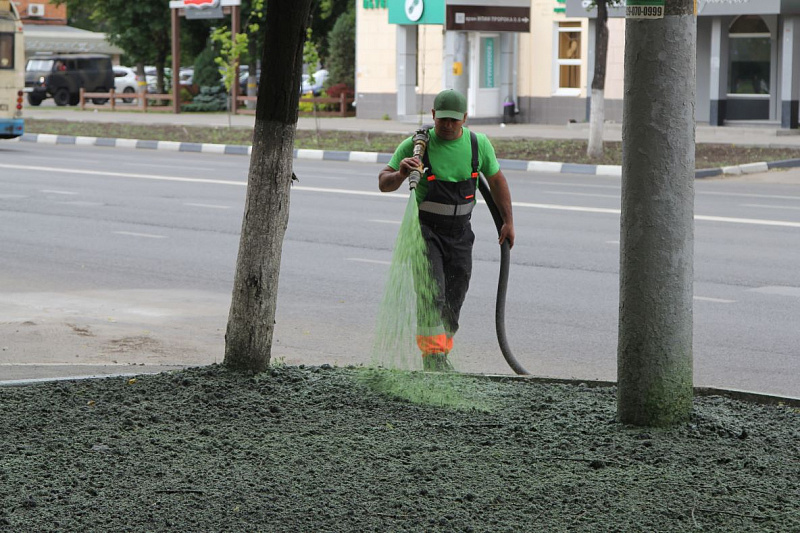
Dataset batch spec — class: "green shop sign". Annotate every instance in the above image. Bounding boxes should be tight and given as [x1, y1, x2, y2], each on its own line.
[364, 0, 387, 8]
[388, 0, 445, 25]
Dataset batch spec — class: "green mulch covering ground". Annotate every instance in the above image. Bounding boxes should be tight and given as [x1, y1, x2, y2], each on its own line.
[1, 365, 798, 532]
[24, 118, 800, 169]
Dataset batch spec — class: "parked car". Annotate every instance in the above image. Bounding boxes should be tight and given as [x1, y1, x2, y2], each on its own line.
[145, 66, 172, 94]
[25, 54, 114, 106]
[113, 66, 139, 103]
[301, 69, 328, 96]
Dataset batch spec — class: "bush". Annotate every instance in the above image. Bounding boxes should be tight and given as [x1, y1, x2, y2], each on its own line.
[298, 91, 315, 113]
[182, 85, 227, 112]
[326, 10, 355, 89]
[193, 45, 222, 88]
[325, 83, 354, 111]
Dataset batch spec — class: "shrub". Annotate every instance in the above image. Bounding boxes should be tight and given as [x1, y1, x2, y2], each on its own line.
[193, 45, 222, 88]
[326, 10, 355, 89]
[182, 86, 227, 112]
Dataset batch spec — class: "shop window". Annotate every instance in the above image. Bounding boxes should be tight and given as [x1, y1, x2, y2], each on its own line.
[555, 21, 581, 95]
[728, 15, 771, 96]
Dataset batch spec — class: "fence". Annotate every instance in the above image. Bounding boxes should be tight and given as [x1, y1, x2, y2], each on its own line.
[234, 92, 355, 117]
[78, 89, 355, 116]
[79, 88, 175, 112]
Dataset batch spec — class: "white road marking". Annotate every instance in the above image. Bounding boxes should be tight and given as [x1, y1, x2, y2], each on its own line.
[41, 190, 78, 195]
[606, 240, 620, 244]
[56, 201, 103, 206]
[748, 286, 800, 297]
[184, 203, 231, 209]
[369, 219, 402, 224]
[346, 258, 391, 265]
[542, 190, 619, 199]
[695, 214, 800, 228]
[113, 231, 167, 239]
[741, 203, 800, 211]
[694, 296, 736, 303]
[4, 163, 800, 229]
[126, 163, 211, 171]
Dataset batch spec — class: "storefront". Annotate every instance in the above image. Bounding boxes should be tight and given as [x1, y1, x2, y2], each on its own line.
[356, 0, 537, 123]
[566, 0, 800, 128]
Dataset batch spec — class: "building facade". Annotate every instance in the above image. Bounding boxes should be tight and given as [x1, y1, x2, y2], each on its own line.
[356, 0, 800, 129]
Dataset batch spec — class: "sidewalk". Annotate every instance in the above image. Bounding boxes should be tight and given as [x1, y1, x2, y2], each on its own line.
[22, 106, 800, 148]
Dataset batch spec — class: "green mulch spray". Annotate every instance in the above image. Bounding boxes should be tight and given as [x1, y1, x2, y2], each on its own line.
[368, 193, 486, 408]
[371, 193, 440, 372]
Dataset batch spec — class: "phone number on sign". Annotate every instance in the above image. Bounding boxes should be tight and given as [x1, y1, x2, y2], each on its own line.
[626, 5, 664, 18]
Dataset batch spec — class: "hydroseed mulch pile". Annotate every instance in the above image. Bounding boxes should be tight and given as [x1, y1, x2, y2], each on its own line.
[1, 365, 797, 532]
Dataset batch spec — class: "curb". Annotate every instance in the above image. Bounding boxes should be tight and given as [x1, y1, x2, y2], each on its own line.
[2, 366, 798, 408]
[13, 133, 800, 178]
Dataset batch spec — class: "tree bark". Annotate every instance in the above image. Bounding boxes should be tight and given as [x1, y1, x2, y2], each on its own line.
[587, 0, 609, 158]
[224, 0, 314, 374]
[617, 0, 696, 426]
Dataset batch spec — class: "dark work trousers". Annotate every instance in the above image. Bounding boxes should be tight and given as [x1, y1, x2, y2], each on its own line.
[417, 218, 475, 340]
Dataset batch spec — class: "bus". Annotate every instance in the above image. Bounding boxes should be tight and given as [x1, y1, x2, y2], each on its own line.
[0, 0, 24, 139]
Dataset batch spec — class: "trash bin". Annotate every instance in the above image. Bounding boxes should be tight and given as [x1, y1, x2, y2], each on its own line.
[503, 97, 515, 124]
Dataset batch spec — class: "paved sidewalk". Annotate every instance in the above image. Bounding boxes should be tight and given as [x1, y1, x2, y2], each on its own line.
[23, 106, 800, 147]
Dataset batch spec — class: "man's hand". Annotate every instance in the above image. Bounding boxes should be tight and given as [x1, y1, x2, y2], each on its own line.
[378, 156, 423, 192]
[499, 222, 515, 249]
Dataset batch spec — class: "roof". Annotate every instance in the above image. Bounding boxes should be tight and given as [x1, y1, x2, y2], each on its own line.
[22, 24, 124, 55]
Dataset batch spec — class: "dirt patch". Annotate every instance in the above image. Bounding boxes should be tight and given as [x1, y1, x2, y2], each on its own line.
[0, 365, 797, 531]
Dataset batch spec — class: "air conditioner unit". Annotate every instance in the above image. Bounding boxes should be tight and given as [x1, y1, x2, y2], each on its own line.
[28, 4, 46, 17]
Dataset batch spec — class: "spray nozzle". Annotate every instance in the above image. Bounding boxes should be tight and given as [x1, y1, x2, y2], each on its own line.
[408, 128, 430, 190]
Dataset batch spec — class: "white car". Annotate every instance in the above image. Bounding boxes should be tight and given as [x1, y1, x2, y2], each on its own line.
[301, 69, 329, 96]
[113, 66, 139, 103]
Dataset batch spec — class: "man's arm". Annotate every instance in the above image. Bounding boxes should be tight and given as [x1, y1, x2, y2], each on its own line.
[378, 156, 422, 192]
[486, 170, 515, 248]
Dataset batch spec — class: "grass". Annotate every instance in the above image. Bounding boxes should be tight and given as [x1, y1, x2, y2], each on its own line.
[25, 118, 800, 169]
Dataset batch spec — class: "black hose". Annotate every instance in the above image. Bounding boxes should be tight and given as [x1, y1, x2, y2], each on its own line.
[478, 176, 530, 375]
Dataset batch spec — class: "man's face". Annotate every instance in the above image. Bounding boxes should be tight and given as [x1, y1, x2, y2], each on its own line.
[432, 113, 466, 141]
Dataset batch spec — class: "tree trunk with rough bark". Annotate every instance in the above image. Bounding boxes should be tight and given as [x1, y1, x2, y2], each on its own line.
[587, 0, 609, 159]
[618, 0, 696, 426]
[224, 0, 314, 374]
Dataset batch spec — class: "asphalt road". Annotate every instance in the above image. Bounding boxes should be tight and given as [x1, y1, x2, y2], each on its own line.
[1, 142, 798, 397]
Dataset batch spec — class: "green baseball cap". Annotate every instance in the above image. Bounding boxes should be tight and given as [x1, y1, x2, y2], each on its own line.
[433, 89, 467, 121]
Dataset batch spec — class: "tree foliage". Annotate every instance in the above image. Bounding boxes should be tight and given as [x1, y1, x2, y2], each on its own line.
[309, 0, 351, 65]
[193, 44, 221, 88]
[325, 9, 355, 88]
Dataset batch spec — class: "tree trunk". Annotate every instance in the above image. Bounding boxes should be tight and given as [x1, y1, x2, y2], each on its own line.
[224, 0, 314, 374]
[618, 0, 696, 426]
[586, 0, 609, 158]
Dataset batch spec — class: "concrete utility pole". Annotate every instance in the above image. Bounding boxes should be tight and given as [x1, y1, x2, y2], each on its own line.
[617, 0, 696, 426]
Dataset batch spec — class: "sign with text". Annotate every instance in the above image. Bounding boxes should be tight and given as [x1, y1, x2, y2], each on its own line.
[625, 0, 665, 18]
[445, 5, 530, 33]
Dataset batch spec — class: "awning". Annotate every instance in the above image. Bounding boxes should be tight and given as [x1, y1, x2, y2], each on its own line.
[22, 24, 124, 56]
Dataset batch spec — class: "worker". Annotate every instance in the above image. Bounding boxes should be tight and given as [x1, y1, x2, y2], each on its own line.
[378, 89, 515, 371]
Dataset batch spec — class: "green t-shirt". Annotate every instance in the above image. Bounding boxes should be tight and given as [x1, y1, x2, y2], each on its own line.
[388, 127, 501, 203]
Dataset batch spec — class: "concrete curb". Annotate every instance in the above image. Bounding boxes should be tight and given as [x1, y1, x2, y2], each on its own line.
[2, 366, 798, 408]
[13, 133, 800, 178]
